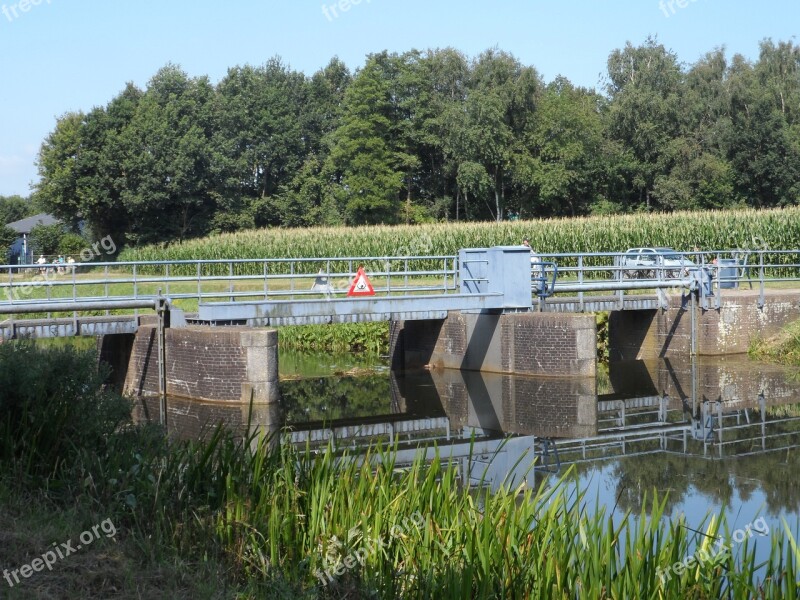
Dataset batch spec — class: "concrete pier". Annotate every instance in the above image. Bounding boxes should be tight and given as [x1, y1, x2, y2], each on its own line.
[392, 310, 597, 377]
[609, 289, 800, 360]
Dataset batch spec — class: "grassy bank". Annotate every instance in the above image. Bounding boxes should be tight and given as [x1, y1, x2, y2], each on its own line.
[277, 322, 389, 355]
[1, 343, 799, 598]
[119, 207, 800, 265]
[751, 319, 800, 366]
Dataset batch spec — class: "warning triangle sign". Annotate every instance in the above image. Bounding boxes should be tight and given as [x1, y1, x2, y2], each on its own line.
[347, 267, 375, 297]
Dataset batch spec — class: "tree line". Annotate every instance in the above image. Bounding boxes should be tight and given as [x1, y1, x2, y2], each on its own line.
[34, 37, 800, 247]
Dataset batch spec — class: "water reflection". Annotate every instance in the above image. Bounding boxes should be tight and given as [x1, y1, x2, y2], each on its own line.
[135, 356, 800, 523]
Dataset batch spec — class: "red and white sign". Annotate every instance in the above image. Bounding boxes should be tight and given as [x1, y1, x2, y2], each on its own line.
[347, 267, 375, 297]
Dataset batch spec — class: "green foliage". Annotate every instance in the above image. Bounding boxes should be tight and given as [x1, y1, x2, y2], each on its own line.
[0, 342, 130, 482]
[34, 39, 800, 247]
[278, 322, 389, 354]
[0, 194, 35, 225]
[0, 225, 17, 255]
[750, 319, 800, 365]
[29, 222, 66, 256]
[58, 232, 89, 255]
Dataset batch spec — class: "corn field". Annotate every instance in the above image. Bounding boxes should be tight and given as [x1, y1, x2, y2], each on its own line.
[120, 207, 800, 268]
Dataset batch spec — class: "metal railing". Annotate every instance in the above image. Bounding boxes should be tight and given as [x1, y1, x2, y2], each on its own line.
[2, 248, 799, 316]
[536, 249, 800, 310]
[0, 255, 459, 311]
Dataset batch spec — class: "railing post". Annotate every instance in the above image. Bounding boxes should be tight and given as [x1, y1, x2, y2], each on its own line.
[196, 262, 202, 303]
[156, 291, 168, 428]
[758, 251, 765, 308]
[229, 262, 234, 303]
[690, 291, 697, 356]
[578, 255, 584, 312]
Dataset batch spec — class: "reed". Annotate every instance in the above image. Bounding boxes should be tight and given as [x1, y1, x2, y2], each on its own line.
[2, 343, 799, 598]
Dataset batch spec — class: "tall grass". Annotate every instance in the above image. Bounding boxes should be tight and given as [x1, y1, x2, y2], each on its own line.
[750, 319, 800, 365]
[2, 343, 799, 598]
[112, 426, 800, 598]
[278, 322, 389, 354]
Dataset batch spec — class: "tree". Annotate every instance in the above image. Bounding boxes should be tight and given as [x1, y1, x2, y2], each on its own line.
[212, 59, 308, 228]
[327, 56, 404, 224]
[35, 111, 84, 229]
[520, 77, 605, 216]
[606, 38, 683, 210]
[119, 65, 216, 243]
[29, 223, 65, 256]
[0, 225, 17, 259]
[0, 195, 35, 225]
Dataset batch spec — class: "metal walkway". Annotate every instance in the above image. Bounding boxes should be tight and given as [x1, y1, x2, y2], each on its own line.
[1, 247, 798, 335]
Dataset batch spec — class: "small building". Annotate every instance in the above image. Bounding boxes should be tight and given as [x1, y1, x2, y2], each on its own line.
[5, 213, 60, 265]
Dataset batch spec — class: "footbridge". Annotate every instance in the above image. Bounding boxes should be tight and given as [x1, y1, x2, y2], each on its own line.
[2, 247, 799, 392]
[4, 246, 795, 333]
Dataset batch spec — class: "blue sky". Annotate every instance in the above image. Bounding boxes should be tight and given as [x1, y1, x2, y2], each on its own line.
[0, 0, 798, 197]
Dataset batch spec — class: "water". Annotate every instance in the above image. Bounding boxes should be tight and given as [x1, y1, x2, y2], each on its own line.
[134, 354, 800, 553]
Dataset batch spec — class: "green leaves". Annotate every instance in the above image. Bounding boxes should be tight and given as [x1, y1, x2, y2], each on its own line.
[33, 39, 800, 246]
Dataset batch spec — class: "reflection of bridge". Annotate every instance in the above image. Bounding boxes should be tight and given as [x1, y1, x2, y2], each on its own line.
[270, 357, 800, 491]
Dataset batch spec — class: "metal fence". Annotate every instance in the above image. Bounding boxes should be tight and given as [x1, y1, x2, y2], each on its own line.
[537, 249, 800, 308]
[0, 255, 459, 310]
[2, 248, 799, 313]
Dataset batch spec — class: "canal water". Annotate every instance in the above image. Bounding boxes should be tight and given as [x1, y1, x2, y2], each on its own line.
[133, 353, 800, 555]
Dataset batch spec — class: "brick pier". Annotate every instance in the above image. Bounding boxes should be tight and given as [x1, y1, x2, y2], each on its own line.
[391, 311, 597, 377]
[99, 325, 279, 405]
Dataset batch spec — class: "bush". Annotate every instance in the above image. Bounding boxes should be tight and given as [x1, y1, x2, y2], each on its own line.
[0, 342, 131, 482]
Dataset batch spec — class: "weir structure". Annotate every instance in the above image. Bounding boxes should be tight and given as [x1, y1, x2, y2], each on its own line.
[1, 247, 799, 419]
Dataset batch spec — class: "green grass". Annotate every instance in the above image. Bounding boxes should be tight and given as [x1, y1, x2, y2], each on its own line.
[2, 342, 800, 598]
[751, 319, 800, 366]
[278, 322, 389, 354]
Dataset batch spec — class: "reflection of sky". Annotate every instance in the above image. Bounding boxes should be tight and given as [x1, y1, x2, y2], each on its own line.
[545, 459, 800, 567]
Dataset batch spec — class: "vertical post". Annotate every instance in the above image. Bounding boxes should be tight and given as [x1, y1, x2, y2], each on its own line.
[229, 262, 234, 303]
[690, 290, 697, 356]
[690, 354, 698, 435]
[196, 262, 202, 303]
[157, 291, 168, 428]
[6, 265, 13, 303]
[578, 255, 584, 312]
[758, 251, 765, 309]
